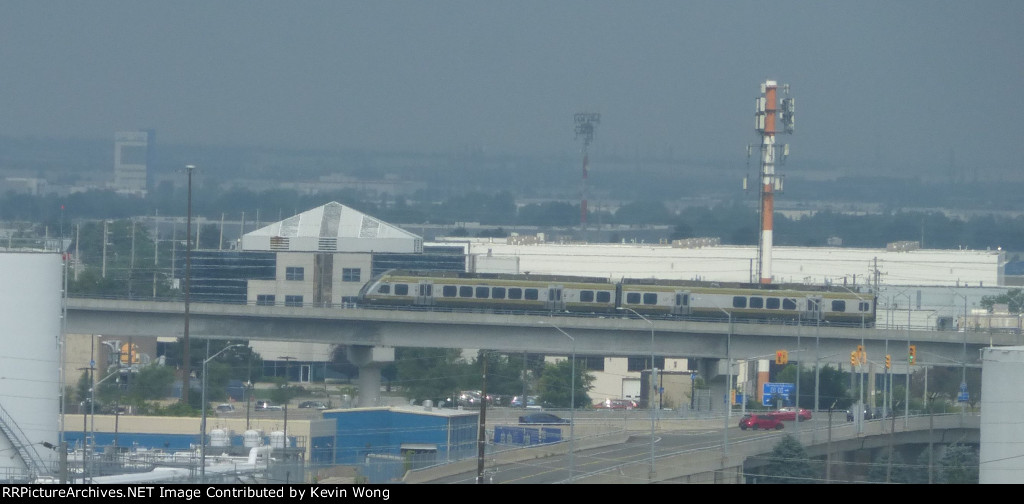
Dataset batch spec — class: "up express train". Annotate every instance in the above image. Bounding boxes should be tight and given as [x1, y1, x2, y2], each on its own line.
[358, 270, 877, 326]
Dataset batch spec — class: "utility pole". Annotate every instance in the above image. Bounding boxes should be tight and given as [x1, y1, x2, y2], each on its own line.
[476, 351, 489, 484]
[182, 165, 195, 405]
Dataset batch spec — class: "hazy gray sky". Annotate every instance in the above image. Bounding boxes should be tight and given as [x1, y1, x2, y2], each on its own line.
[2, 1, 1021, 175]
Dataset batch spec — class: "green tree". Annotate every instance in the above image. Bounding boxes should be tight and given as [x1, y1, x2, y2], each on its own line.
[753, 435, 817, 484]
[867, 450, 911, 483]
[940, 443, 979, 484]
[466, 353, 524, 399]
[393, 347, 471, 404]
[775, 364, 852, 410]
[981, 288, 1024, 313]
[536, 359, 594, 409]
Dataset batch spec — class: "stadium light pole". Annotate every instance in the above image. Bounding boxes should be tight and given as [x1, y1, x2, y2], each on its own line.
[540, 322, 575, 481]
[200, 342, 244, 482]
[618, 307, 656, 479]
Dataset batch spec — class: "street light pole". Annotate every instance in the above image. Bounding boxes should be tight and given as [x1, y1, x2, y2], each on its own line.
[278, 356, 296, 459]
[544, 323, 576, 481]
[200, 342, 244, 482]
[618, 307, 656, 479]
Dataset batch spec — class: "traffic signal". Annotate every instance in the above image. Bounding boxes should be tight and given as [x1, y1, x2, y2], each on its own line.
[776, 350, 789, 365]
[909, 345, 917, 365]
[885, 354, 891, 369]
[851, 351, 858, 367]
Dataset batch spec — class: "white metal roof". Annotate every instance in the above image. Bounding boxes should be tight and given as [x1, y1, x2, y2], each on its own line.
[241, 202, 422, 253]
[463, 241, 1005, 287]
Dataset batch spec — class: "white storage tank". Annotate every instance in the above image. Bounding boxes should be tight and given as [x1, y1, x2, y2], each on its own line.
[0, 252, 62, 480]
[269, 431, 286, 449]
[209, 429, 231, 447]
[980, 345, 1024, 484]
[243, 429, 263, 448]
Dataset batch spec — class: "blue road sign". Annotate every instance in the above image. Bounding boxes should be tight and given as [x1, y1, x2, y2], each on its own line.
[762, 382, 795, 407]
[958, 382, 969, 403]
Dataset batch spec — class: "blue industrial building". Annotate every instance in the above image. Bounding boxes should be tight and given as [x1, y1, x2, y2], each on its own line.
[322, 405, 478, 482]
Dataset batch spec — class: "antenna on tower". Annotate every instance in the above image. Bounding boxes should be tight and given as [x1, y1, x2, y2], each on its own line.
[574, 112, 600, 229]
[751, 80, 795, 285]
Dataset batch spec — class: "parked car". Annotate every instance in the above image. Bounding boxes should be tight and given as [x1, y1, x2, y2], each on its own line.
[739, 414, 784, 431]
[215, 403, 235, 413]
[595, 398, 639, 410]
[298, 400, 328, 410]
[518, 412, 569, 425]
[769, 407, 812, 421]
[255, 400, 283, 411]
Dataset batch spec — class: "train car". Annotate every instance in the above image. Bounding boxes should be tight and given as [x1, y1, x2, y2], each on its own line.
[359, 270, 618, 313]
[618, 279, 875, 325]
[359, 270, 876, 326]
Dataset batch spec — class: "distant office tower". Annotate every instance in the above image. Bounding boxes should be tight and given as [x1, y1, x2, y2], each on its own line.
[113, 130, 154, 195]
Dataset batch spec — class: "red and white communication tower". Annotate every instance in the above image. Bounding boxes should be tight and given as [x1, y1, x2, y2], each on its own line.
[752, 80, 794, 284]
[574, 112, 600, 227]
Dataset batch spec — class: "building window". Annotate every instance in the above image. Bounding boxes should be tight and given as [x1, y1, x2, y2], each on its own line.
[285, 295, 303, 307]
[342, 268, 361, 282]
[256, 295, 275, 306]
[285, 267, 304, 281]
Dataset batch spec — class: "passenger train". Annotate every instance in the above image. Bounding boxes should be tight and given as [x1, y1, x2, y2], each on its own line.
[358, 270, 877, 326]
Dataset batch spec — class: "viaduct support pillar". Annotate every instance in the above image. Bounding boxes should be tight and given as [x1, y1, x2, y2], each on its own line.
[347, 345, 395, 408]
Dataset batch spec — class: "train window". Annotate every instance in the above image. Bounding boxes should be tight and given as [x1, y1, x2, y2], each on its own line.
[394, 284, 409, 296]
[476, 286, 489, 299]
[377, 284, 391, 294]
[442, 285, 457, 297]
[808, 299, 820, 312]
[580, 291, 594, 303]
[420, 284, 432, 296]
[549, 289, 561, 301]
[859, 301, 871, 312]
[733, 296, 747, 308]
[525, 289, 539, 300]
[783, 298, 797, 310]
[643, 293, 658, 305]
[626, 292, 641, 304]
[459, 286, 473, 298]
[750, 297, 764, 309]
[831, 300, 846, 312]
[492, 287, 506, 299]
[676, 293, 689, 306]
[596, 291, 611, 303]
[508, 288, 523, 300]
[766, 298, 780, 309]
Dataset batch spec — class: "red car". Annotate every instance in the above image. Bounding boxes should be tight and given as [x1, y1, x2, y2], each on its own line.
[739, 414, 784, 431]
[595, 398, 639, 410]
[768, 407, 812, 421]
